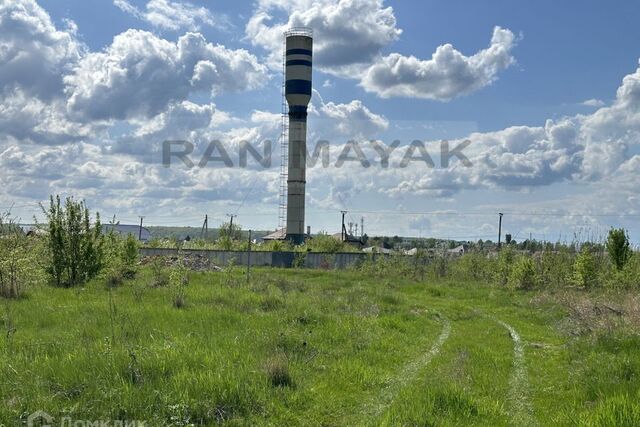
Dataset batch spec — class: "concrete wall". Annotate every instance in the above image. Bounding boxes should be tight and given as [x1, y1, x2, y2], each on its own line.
[139, 248, 377, 269]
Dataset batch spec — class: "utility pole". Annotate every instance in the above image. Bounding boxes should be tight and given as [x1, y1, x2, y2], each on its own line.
[497, 213, 503, 249]
[247, 229, 252, 282]
[361, 217, 364, 238]
[341, 210, 347, 241]
[201, 214, 208, 240]
[138, 216, 145, 241]
[226, 213, 237, 239]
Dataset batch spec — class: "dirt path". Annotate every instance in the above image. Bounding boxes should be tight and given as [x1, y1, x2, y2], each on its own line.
[495, 319, 536, 426]
[366, 316, 452, 418]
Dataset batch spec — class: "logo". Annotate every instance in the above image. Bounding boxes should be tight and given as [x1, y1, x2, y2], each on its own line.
[27, 411, 53, 427]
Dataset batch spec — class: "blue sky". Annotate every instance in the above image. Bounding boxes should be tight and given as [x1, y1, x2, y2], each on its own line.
[2, 0, 640, 243]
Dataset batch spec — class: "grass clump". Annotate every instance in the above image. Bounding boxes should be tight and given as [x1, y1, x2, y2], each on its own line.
[170, 258, 189, 308]
[264, 354, 293, 388]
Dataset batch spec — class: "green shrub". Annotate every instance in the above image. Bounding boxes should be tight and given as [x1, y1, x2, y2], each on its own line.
[306, 233, 348, 253]
[607, 228, 632, 271]
[430, 255, 448, 280]
[0, 213, 44, 298]
[508, 256, 539, 290]
[292, 251, 307, 268]
[43, 195, 105, 287]
[606, 253, 640, 289]
[539, 249, 573, 288]
[105, 267, 124, 288]
[573, 247, 598, 289]
[170, 257, 189, 308]
[121, 233, 139, 278]
[496, 246, 515, 286]
[450, 252, 495, 282]
[150, 257, 169, 287]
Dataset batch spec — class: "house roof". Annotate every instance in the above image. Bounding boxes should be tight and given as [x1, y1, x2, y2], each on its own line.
[262, 228, 287, 240]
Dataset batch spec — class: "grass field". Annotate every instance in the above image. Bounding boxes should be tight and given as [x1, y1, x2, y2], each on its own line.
[1, 267, 640, 426]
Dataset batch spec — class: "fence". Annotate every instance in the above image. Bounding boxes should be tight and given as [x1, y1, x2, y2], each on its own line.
[139, 248, 380, 269]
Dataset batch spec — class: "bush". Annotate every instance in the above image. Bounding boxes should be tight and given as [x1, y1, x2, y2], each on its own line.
[105, 267, 124, 288]
[607, 228, 632, 271]
[430, 255, 448, 280]
[43, 195, 104, 287]
[0, 213, 44, 298]
[606, 253, 640, 289]
[292, 251, 307, 268]
[150, 257, 169, 287]
[539, 249, 573, 288]
[170, 258, 189, 308]
[573, 247, 598, 289]
[121, 233, 139, 278]
[306, 233, 349, 253]
[496, 246, 516, 286]
[508, 256, 539, 290]
[450, 252, 495, 282]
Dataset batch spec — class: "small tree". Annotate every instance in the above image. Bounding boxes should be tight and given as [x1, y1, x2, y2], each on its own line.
[42, 195, 104, 287]
[121, 233, 139, 278]
[0, 213, 44, 298]
[573, 247, 598, 289]
[606, 228, 631, 271]
[218, 221, 242, 241]
[508, 256, 539, 290]
[496, 246, 515, 286]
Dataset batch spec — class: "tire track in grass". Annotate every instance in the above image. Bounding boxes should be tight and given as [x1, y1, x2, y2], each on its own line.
[364, 316, 451, 418]
[495, 319, 536, 427]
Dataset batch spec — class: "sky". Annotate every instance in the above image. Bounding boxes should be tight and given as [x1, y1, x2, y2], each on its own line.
[2, 0, 640, 243]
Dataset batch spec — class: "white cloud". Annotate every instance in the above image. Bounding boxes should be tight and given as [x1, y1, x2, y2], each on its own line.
[0, 89, 93, 145]
[114, 0, 227, 32]
[581, 98, 605, 107]
[310, 92, 389, 139]
[245, 0, 401, 74]
[246, 2, 516, 100]
[0, 0, 83, 100]
[64, 30, 267, 121]
[360, 27, 518, 100]
[0, 0, 91, 144]
[0, 0, 267, 147]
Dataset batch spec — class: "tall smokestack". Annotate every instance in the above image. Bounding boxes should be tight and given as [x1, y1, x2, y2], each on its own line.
[284, 28, 313, 244]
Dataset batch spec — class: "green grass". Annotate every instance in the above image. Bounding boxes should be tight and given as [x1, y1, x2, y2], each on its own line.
[1, 268, 639, 425]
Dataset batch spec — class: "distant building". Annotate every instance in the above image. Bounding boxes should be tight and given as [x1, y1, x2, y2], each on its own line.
[362, 246, 392, 254]
[262, 228, 288, 241]
[447, 244, 467, 255]
[102, 224, 151, 242]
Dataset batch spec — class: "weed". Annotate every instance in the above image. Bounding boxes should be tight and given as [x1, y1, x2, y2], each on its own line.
[170, 258, 189, 308]
[150, 257, 169, 287]
[264, 354, 293, 387]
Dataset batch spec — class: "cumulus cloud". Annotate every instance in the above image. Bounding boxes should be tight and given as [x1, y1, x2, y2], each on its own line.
[64, 30, 267, 121]
[0, 0, 268, 148]
[361, 27, 518, 100]
[0, 0, 83, 100]
[0, 0, 91, 144]
[292, 62, 640, 216]
[309, 90, 389, 140]
[246, 0, 401, 74]
[0, 89, 92, 145]
[372, 62, 640, 197]
[114, 0, 227, 32]
[581, 98, 605, 107]
[246, 1, 516, 100]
